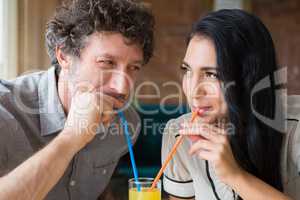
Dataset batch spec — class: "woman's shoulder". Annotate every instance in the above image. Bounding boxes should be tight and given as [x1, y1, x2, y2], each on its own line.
[165, 113, 193, 126]
[286, 95, 300, 170]
[162, 113, 193, 140]
[282, 95, 300, 199]
[287, 95, 300, 119]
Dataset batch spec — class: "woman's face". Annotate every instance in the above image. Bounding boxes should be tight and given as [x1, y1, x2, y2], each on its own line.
[182, 35, 228, 123]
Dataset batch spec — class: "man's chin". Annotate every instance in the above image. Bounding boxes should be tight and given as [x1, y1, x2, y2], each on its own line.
[113, 101, 130, 111]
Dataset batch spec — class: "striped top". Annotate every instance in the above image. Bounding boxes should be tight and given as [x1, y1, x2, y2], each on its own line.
[162, 95, 300, 200]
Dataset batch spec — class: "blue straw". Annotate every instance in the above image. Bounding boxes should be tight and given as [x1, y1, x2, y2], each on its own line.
[118, 111, 141, 191]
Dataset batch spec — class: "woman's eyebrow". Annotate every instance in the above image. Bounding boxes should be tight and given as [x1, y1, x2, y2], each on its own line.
[182, 61, 192, 68]
[201, 66, 217, 71]
[182, 61, 216, 71]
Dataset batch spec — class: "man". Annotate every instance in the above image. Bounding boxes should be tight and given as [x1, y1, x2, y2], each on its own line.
[0, 0, 154, 199]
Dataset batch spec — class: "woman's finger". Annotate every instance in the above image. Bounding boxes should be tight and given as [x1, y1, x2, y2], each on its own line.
[179, 122, 208, 136]
[187, 135, 206, 142]
[180, 123, 228, 144]
[196, 149, 214, 161]
[189, 139, 215, 155]
[181, 122, 225, 135]
[179, 126, 219, 142]
[180, 122, 215, 135]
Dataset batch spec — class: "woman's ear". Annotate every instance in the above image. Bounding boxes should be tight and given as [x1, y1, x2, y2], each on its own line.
[55, 46, 71, 70]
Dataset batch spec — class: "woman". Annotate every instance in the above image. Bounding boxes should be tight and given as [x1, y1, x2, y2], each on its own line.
[162, 9, 299, 200]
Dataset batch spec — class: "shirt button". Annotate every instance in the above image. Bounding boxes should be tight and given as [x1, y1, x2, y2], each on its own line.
[102, 169, 107, 175]
[70, 180, 76, 186]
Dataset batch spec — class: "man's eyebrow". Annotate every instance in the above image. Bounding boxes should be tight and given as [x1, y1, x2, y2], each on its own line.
[131, 60, 144, 65]
[97, 53, 116, 59]
[96, 53, 143, 65]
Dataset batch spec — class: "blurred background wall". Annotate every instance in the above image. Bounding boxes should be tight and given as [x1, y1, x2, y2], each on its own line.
[0, 0, 299, 100]
[17, 0, 62, 74]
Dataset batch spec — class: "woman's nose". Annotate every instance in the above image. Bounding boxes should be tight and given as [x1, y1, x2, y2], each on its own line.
[189, 74, 207, 98]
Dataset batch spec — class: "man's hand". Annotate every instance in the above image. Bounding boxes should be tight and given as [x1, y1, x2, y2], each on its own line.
[0, 91, 122, 200]
[63, 91, 120, 150]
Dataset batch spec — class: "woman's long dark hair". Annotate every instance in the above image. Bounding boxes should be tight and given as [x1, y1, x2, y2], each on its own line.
[188, 9, 284, 197]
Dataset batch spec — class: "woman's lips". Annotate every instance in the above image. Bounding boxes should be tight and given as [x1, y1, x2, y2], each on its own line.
[192, 106, 212, 113]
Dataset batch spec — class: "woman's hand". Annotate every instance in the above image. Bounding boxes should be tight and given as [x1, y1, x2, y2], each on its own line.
[179, 121, 243, 185]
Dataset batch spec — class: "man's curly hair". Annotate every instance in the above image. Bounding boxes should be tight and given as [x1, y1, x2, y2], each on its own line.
[45, 0, 155, 65]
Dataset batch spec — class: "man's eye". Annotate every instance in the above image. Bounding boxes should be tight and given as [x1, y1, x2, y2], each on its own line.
[205, 72, 218, 79]
[129, 65, 141, 71]
[98, 60, 114, 67]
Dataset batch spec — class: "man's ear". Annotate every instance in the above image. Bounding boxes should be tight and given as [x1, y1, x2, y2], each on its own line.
[55, 46, 71, 70]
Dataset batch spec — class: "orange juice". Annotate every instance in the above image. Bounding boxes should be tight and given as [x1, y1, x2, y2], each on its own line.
[129, 188, 161, 200]
[128, 178, 161, 200]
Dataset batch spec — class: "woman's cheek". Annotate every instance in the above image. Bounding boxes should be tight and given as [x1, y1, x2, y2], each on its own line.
[219, 96, 228, 118]
[206, 83, 225, 122]
[182, 77, 190, 102]
[212, 91, 228, 120]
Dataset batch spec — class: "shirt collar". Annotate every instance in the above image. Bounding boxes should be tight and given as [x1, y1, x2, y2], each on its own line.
[38, 66, 66, 136]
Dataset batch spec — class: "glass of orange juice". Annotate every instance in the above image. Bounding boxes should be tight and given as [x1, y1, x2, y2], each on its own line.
[129, 178, 161, 200]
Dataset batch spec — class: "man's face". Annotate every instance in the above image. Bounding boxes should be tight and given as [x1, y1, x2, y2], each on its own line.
[66, 32, 144, 108]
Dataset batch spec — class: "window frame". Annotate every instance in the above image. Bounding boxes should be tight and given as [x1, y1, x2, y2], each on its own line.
[0, 0, 18, 79]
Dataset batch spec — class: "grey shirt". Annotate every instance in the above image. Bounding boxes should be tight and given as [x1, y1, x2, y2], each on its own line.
[0, 66, 141, 200]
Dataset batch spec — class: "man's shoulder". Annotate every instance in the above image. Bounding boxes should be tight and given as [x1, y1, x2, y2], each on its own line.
[0, 104, 16, 125]
[0, 70, 46, 95]
[0, 68, 53, 112]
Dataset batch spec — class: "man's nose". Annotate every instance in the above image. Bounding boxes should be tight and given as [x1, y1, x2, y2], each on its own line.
[108, 70, 130, 98]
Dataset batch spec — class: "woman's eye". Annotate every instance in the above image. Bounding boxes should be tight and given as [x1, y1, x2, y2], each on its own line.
[205, 71, 218, 79]
[180, 65, 190, 73]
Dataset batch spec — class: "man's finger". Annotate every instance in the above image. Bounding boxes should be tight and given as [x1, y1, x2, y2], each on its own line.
[97, 93, 123, 110]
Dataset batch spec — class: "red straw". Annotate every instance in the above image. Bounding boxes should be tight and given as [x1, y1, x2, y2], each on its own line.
[150, 111, 200, 190]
